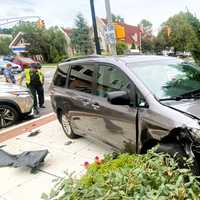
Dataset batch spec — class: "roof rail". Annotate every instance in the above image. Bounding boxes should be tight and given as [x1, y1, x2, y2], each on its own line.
[63, 55, 102, 62]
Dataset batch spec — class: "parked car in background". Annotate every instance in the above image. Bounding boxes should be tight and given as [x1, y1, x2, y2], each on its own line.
[0, 82, 33, 128]
[50, 55, 200, 174]
[3, 54, 14, 62]
[12, 56, 39, 70]
[0, 60, 22, 74]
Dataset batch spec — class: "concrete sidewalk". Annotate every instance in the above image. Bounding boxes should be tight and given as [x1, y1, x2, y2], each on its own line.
[0, 116, 113, 200]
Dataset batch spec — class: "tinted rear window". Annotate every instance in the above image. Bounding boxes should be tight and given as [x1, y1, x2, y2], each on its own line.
[53, 64, 69, 87]
[68, 64, 94, 94]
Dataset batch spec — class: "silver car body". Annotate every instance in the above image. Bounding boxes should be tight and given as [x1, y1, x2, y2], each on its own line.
[0, 82, 33, 114]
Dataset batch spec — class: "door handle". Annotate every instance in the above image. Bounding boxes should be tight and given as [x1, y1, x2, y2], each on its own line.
[79, 98, 90, 106]
[91, 102, 100, 110]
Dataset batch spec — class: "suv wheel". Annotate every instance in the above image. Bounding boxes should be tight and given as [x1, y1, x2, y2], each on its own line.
[61, 113, 79, 139]
[0, 105, 18, 128]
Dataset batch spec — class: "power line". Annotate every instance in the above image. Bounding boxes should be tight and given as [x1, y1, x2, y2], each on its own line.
[0, 16, 40, 26]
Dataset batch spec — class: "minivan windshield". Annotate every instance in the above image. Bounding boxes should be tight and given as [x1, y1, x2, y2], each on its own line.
[129, 60, 200, 100]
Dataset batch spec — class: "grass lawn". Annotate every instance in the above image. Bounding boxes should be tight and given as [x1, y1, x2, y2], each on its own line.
[42, 63, 58, 68]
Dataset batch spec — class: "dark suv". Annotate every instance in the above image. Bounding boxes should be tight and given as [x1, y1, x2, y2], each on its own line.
[50, 55, 200, 172]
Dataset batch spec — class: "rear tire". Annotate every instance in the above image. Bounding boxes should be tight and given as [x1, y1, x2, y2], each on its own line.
[60, 113, 80, 139]
[0, 105, 19, 128]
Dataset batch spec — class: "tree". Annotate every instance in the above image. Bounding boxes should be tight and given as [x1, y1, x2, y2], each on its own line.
[185, 12, 200, 64]
[153, 33, 167, 54]
[12, 21, 68, 63]
[12, 21, 41, 36]
[139, 19, 154, 53]
[141, 37, 154, 53]
[112, 14, 125, 23]
[0, 37, 12, 55]
[116, 41, 128, 55]
[71, 14, 94, 55]
[131, 43, 136, 49]
[157, 12, 200, 63]
[164, 12, 197, 52]
[140, 19, 153, 36]
[0, 28, 13, 34]
[24, 26, 68, 63]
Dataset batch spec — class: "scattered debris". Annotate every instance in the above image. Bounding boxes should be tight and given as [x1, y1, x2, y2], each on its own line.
[0, 149, 48, 169]
[28, 130, 41, 137]
[64, 141, 72, 146]
[0, 145, 6, 149]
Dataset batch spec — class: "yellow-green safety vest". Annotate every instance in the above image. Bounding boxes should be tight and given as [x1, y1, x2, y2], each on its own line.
[24, 68, 43, 85]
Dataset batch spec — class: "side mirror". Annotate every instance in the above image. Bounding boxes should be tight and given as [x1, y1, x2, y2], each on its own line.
[107, 91, 131, 105]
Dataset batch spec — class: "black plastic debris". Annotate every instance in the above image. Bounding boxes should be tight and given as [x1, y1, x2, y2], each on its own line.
[64, 141, 72, 146]
[28, 130, 41, 137]
[0, 149, 48, 168]
[0, 145, 6, 149]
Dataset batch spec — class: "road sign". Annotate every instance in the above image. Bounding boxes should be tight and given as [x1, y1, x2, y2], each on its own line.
[105, 24, 116, 45]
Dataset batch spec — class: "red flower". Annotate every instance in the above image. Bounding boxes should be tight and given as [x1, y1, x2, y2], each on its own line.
[95, 156, 100, 161]
[95, 156, 102, 165]
[84, 161, 90, 169]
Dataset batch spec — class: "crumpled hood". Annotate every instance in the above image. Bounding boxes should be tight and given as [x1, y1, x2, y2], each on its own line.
[0, 83, 28, 93]
[168, 99, 200, 119]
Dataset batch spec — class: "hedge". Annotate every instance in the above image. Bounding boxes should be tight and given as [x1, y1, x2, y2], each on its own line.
[42, 149, 200, 200]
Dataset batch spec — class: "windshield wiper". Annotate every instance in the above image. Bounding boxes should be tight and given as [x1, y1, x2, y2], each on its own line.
[159, 96, 189, 101]
[160, 89, 200, 102]
[179, 88, 200, 98]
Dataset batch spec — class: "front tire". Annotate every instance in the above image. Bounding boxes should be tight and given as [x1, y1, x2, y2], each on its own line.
[157, 143, 200, 175]
[0, 105, 19, 128]
[60, 113, 79, 139]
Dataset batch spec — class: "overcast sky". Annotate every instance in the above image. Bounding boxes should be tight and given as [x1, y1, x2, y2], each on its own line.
[0, 0, 200, 32]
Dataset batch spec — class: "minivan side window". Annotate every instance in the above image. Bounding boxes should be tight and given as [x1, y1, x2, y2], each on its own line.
[96, 64, 131, 97]
[68, 64, 94, 94]
[53, 64, 69, 87]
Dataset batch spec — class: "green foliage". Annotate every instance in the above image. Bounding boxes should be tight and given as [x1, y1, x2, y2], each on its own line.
[0, 37, 12, 55]
[116, 41, 128, 55]
[131, 43, 136, 49]
[140, 19, 154, 53]
[0, 28, 13, 34]
[112, 14, 125, 23]
[184, 12, 200, 64]
[141, 36, 154, 53]
[42, 150, 200, 200]
[166, 12, 197, 52]
[140, 19, 153, 35]
[13, 22, 68, 63]
[71, 14, 94, 55]
[157, 11, 200, 63]
[12, 21, 40, 36]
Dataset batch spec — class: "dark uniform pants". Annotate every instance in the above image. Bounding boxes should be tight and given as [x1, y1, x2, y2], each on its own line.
[28, 85, 44, 109]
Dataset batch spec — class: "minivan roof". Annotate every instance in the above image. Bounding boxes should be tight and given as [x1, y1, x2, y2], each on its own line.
[118, 55, 178, 64]
[63, 55, 179, 65]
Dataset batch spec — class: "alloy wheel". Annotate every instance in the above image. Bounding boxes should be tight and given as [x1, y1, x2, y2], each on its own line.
[0, 106, 16, 128]
[61, 114, 72, 135]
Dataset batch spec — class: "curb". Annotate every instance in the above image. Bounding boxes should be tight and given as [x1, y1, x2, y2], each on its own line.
[0, 113, 56, 143]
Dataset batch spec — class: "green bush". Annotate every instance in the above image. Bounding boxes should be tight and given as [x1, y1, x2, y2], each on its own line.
[42, 150, 200, 200]
[116, 41, 128, 55]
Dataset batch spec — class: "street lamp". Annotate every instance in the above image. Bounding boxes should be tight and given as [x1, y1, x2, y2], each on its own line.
[90, 0, 101, 55]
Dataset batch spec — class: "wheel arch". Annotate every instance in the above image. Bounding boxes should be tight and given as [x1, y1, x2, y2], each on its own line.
[140, 127, 184, 154]
[0, 100, 21, 114]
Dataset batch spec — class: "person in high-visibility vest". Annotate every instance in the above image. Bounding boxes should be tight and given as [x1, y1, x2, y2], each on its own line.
[19, 63, 45, 114]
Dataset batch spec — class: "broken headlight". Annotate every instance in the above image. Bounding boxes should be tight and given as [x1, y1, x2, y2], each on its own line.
[190, 128, 200, 142]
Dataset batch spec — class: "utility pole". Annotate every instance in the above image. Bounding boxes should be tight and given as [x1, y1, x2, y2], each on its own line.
[105, 0, 116, 55]
[90, 0, 101, 55]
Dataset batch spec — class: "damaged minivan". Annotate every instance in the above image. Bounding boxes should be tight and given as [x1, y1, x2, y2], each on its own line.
[50, 55, 200, 173]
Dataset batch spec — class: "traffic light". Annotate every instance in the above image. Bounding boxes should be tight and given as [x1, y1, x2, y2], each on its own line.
[166, 26, 171, 37]
[36, 19, 45, 29]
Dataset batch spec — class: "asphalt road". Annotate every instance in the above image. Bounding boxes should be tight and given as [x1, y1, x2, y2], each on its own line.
[0, 67, 57, 126]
